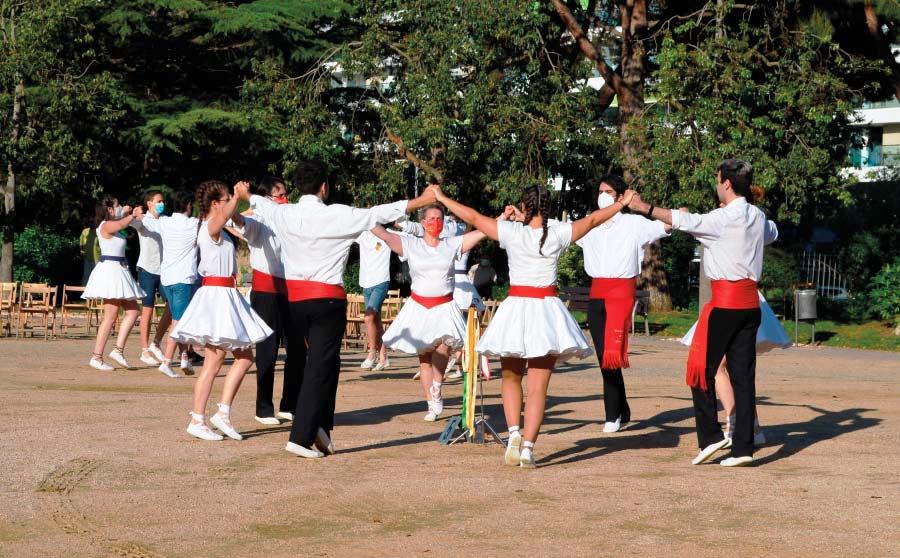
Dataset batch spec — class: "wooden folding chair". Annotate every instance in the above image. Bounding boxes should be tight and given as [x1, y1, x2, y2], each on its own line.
[479, 299, 499, 328]
[60, 285, 94, 336]
[16, 283, 57, 340]
[380, 296, 403, 326]
[0, 282, 17, 337]
[343, 294, 366, 349]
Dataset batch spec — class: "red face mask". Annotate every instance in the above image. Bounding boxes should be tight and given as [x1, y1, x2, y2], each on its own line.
[423, 219, 444, 238]
[273, 196, 289, 205]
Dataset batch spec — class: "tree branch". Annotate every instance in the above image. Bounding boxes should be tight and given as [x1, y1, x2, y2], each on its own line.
[384, 128, 444, 183]
[549, 0, 623, 97]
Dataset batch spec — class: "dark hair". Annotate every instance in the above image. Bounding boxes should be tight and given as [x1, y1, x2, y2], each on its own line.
[94, 196, 117, 226]
[717, 159, 754, 203]
[195, 180, 229, 220]
[522, 185, 551, 255]
[170, 190, 193, 214]
[293, 161, 328, 196]
[256, 176, 286, 197]
[598, 174, 628, 197]
[143, 189, 163, 205]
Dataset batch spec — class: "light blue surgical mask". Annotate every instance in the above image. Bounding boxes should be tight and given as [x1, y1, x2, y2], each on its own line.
[154, 202, 165, 216]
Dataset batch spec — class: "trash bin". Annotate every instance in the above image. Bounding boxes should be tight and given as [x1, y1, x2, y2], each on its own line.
[795, 289, 817, 320]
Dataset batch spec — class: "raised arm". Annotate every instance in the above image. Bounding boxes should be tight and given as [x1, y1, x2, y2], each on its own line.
[207, 181, 247, 240]
[460, 230, 487, 254]
[569, 190, 634, 244]
[764, 219, 779, 245]
[432, 185, 501, 241]
[99, 206, 135, 238]
[370, 225, 405, 257]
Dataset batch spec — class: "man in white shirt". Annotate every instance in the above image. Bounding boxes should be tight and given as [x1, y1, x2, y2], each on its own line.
[131, 190, 173, 367]
[628, 159, 778, 467]
[238, 160, 437, 459]
[576, 174, 671, 434]
[136, 190, 200, 378]
[355, 230, 392, 371]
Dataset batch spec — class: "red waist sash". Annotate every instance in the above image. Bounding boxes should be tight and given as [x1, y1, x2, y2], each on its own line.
[590, 278, 637, 369]
[252, 269, 286, 295]
[686, 279, 759, 391]
[284, 279, 347, 302]
[508, 285, 557, 298]
[411, 292, 453, 309]
[201, 276, 236, 288]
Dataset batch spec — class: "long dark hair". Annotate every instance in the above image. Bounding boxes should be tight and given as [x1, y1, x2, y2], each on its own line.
[93, 196, 117, 226]
[522, 185, 551, 255]
[195, 180, 229, 221]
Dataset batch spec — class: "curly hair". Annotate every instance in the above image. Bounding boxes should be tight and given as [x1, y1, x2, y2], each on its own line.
[521, 185, 551, 255]
[195, 180, 229, 222]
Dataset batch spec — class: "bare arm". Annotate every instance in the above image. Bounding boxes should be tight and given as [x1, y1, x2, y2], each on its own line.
[99, 206, 134, 238]
[460, 229, 487, 254]
[569, 190, 634, 244]
[432, 186, 500, 241]
[207, 182, 246, 241]
[370, 225, 405, 257]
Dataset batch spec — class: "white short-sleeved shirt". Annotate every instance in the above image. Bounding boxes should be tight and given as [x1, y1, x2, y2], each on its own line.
[576, 213, 669, 278]
[137, 213, 199, 286]
[131, 216, 163, 274]
[242, 214, 283, 278]
[498, 220, 573, 287]
[356, 230, 391, 288]
[197, 221, 236, 279]
[400, 235, 464, 296]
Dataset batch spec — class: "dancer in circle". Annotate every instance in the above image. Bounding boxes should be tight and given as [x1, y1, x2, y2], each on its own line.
[130, 189, 173, 366]
[164, 181, 273, 441]
[82, 197, 145, 370]
[355, 229, 392, 372]
[627, 159, 779, 467]
[239, 161, 437, 459]
[576, 174, 672, 433]
[372, 204, 491, 421]
[433, 184, 633, 468]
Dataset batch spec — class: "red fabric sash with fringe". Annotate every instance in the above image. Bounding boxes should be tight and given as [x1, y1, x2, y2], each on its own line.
[590, 278, 636, 370]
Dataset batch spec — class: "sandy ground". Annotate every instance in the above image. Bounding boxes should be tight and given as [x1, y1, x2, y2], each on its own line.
[0, 332, 898, 558]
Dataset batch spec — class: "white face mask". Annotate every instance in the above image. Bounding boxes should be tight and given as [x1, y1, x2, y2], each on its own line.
[114, 206, 124, 218]
[597, 192, 615, 209]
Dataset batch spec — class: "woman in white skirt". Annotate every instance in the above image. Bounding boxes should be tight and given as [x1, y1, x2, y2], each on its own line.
[82, 198, 146, 371]
[433, 184, 633, 468]
[372, 205, 489, 421]
[167, 180, 273, 442]
[681, 290, 790, 445]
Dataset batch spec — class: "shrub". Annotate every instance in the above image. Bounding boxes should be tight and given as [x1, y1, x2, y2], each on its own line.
[867, 258, 900, 328]
[13, 226, 80, 285]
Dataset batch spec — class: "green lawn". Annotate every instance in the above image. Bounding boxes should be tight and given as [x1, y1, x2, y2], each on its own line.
[571, 310, 900, 352]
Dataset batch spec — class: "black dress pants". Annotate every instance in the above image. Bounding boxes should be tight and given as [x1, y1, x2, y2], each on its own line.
[691, 307, 761, 457]
[288, 298, 347, 447]
[586, 299, 631, 423]
[251, 291, 299, 417]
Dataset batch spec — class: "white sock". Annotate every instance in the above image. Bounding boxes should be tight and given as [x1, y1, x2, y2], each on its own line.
[508, 425, 520, 437]
[189, 412, 204, 424]
[521, 440, 534, 458]
[217, 403, 231, 416]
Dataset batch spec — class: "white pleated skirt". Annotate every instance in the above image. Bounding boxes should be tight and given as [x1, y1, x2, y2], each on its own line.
[680, 297, 791, 353]
[453, 277, 485, 312]
[383, 298, 467, 354]
[476, 296, 593, 361]
[81, 261, 145, 301]
[170, 286, 273, 351]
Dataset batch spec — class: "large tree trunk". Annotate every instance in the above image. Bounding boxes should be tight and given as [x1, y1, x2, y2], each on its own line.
[1, 11, 22, 282]
[639, 240, 672, 311]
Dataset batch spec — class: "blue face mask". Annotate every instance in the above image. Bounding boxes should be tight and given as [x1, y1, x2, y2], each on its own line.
[154, 202, 165, 216]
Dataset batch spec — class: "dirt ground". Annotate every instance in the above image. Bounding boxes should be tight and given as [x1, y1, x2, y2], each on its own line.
[0, 332, 898, 558]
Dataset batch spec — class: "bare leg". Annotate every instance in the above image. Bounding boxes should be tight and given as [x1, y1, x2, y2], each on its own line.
[714, 358, 735, 418]
[114, 300, 140, 351]
[139, 305, 155, 350]
[193, 346, 226, 416]
[163, 320, 180, 362]
[522, 355, 556, 443]
[431, 343, 450, 383]
[500, 357, 526, 430]
[363, 312, 378, 361]
[152, 306, 172, 346]
[219, 347, 254, 406]
[92, 301, 120, 358]
[376, 314, 387, 363]
[418, 352, 435, 399]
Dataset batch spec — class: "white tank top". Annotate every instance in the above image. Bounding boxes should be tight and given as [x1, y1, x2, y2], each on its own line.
[197, 221, 236, 278]
[97, 222, 127, 258]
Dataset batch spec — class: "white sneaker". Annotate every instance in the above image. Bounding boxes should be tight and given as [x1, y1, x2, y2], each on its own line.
[445, 355, 458, 373]
[691, 437, 730, 465]
[372, 358, 390, 371]
[89, 357, 114, 371]
[603, 416, 622, 433]
[148, 343, 166, 362]
[445, 367, 462, 380]
[255, 416, 280, 425]
[210, 412, 243, 441]
[360, 356, 375, 370]
[505, 431, 522, 466]
[180, 355, 195, 375]
[412, 371, 421, 381]
[276, 411, 293, 422]
[519, 449, 536, 469]
[720, 455, 754, 467]
[158, 362, 183, 378]
[139, 350, 160, 366]
[314, 428, 335, 455]
[187, 420, 223, 441]
[754, 430, 767, 446]
[285, 441, 324, 458]
[108, 349, 130, 369]
[424, 400, 441, 422]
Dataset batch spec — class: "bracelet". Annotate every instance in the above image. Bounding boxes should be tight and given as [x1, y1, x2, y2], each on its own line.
[646, 204, 655, 220]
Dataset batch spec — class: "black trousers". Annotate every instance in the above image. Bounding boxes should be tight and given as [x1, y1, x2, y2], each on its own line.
[288, 298, 347, 447]
[250, 291, 299, 417]
[586, 299, 631, 423]
[692, 307, 761, 457]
